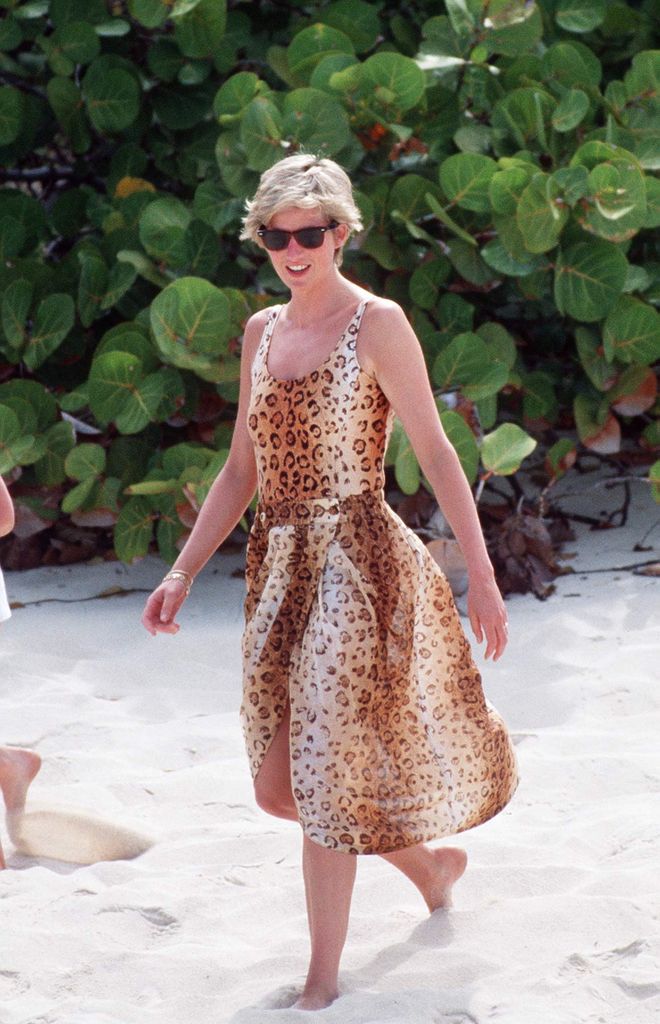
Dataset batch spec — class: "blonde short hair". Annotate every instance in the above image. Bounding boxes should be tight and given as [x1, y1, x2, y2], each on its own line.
[240, 153, 363, 266]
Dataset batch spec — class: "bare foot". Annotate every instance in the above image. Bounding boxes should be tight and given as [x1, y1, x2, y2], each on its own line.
[423, 846, 468, 912]
[0, 748, 42, 814]
[292, 988, 338, 1011]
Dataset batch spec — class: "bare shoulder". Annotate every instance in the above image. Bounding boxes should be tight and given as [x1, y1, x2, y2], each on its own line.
[243, 305, 274, 343]
[241, 305, 275, 362]
[359, 297, 419, 375]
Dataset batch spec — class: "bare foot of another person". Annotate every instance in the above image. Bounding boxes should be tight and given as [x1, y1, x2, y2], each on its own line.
[0, 747, 42, 869]
[0, 747, 41, 813]
[424, 846, 468, 912]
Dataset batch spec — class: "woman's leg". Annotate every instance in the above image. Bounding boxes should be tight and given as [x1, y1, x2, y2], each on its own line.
[295, 835, 356, 1010]
[0, 747, 42, 869]
[380, 845, 468, 911]
[253, 715, 466, 912]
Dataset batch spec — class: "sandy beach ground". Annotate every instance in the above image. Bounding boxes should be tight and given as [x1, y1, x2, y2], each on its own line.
[1, 473, 658, 1024]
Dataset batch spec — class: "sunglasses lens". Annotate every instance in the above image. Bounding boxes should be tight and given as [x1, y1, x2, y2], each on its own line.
[258, 222, 337, 250]
[295, 228, 325, 248]
[261, 230, 288, 250]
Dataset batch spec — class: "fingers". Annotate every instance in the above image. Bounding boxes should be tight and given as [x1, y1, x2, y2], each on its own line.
[484, 617, 508, 661]
[141, 582, 186, 636]
[468, 606, 483, 644]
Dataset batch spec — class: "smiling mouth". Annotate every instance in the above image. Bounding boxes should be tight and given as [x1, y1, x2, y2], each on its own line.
[286, 264, 310, 273]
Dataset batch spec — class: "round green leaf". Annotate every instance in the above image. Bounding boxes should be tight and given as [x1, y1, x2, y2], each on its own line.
[78, 252, 108, 327]
[542, 41, 602, 90]
[481, 238, 545, 276]
[185, 219, 220, 278]
[115, 371, 166, 434]
[287, 24, 354, 79]
[47, 75, 91, 153]
[362, 52, 426, 113]
[602, 297, 660, 365]
[282, 88, 350, 156]
[0, 406, 32, 474]
[147, 40, 185, 82]
[488, 166, 533, 215]
[114, 496, 154, 563]
[88, 350, 145, 424]
[575, 327, 616, 390]
[34, 421, 76, 487]
[50, 20, 100, 68]
[409, 258, 451, 310]
[482, 0, 543, 57]
[521, 371, 558, 422]
[320, 0, 380, 53]
[309, 53, 359, 92]
[83, 68, 140, 133]
[556, 0, 605, 33]
[96, 326, 159, 372]
[481, 423, 537, 476]
[0, 14, 22, 51]
[1, 278, 32, 348]
[128, 0, 170, 28]
[213, 71, 260, 120]
[61, 475, 98, 514]
[389, 174, 439, 221]
[65, 442, 106, 481]
[554, 241, 628, 322]
[394, 427, 420, 495]
[553, 165, 589, 205]
[0, 379, 58, 431]
[447, 240, 494, 286]
[150, 277, 232, 374]
[239, 97, 283, 172]
[0, 86, 24, 145]
[440, 153, 498, 213]
[433, 333, 509, 399]
[578, 159, 647, 242]
[643, 177, 660, 229]
[0, 216, 25, 262]
[440, 409, 479, 485]
[476, 322, 518, 368]
[23, 293, 75, 370]
[492, 87, 555, 150]
[516, 173, 569, 254]
[173, 0, 227, 59]
[551, 88, 590, 133]
[139, 198, 192, 266]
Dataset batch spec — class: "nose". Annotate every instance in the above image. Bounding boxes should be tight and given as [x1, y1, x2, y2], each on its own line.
[286, 234, 304, 256]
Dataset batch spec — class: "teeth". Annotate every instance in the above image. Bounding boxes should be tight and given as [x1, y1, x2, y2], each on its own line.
[288, 265, 308, 271]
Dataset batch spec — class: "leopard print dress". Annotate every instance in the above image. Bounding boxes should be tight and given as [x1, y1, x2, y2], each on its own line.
[242, 300, 518, 855]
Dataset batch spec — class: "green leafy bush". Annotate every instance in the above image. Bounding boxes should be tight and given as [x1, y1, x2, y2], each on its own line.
[0, 0, 658, 564]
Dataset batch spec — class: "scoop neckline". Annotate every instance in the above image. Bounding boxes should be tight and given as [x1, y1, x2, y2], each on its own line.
[264, 300, 366, 384]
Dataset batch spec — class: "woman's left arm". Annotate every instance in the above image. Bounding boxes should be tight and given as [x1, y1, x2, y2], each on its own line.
[359, 300, 508, 661]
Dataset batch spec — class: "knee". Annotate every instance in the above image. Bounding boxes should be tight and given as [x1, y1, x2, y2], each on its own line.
[254, 781, 297, 820]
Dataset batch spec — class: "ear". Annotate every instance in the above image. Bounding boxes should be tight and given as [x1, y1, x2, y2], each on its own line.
[333, 222, 350, 248]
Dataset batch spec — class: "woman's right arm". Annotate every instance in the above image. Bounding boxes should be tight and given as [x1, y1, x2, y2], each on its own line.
[141, 310, 268, 635]
[0, 478, 15, 538]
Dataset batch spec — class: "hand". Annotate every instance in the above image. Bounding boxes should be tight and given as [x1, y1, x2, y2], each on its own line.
[141, 580, 188, 636]
[467, 573, 508, 661]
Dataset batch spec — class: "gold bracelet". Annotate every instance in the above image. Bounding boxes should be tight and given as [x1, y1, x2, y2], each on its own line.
[162, 569, 193, 595]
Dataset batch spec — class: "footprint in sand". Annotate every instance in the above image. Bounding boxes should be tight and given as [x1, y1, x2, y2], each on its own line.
[0, 746, 152, 868]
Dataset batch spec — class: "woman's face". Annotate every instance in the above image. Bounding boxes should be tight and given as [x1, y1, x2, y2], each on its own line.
[261, 205, 347, 291]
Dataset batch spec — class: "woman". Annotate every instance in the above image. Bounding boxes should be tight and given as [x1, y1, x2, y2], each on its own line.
[142, 154, 518, 1011]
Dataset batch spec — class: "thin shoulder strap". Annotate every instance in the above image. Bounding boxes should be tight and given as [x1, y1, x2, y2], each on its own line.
[251, 305, 281, 382]
[345, 298, 369, 355]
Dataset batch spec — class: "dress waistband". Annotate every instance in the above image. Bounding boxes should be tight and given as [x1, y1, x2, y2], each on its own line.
[255, 489, 384, 526]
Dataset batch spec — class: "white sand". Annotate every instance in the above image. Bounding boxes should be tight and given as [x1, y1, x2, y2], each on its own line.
[1, 474, 658, 1024]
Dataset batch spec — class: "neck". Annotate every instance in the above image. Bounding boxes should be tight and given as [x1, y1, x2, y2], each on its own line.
[285, 269, 357, 326]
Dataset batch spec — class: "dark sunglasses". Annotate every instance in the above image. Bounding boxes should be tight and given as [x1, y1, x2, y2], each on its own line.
[257, 221, 338, 251]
